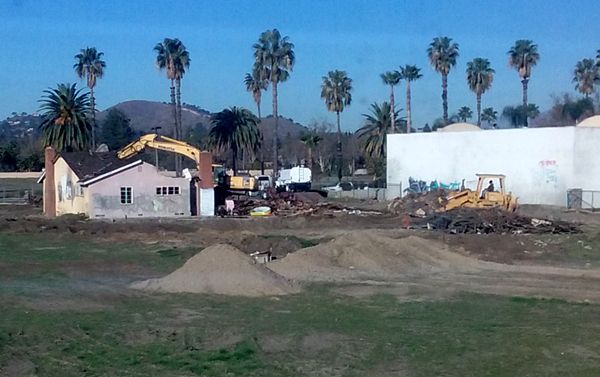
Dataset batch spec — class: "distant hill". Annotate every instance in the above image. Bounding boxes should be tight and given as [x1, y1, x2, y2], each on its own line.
[98, 100, 308, 138]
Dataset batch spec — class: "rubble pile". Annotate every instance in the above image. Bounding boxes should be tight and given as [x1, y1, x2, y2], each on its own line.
[387, 189, 448, 217]
[225, 192, 381, 217]
[412, 207, 580, 234]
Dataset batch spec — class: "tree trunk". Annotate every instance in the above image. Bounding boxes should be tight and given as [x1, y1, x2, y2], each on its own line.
[272, 82, 279, 178]
[257, 101, 264, 175]
[232, 148, 237, 176]
[170, 80, 179, 175]
[175, 78, 182, 177]
[406, 81, 412, 133]
[90, 86, 96, 151]
[307, 146, 313, 169]
[442, 73, 449, 125]
[390, 85, 395, 133]
[476, 93, 482, 128]
[522, 77, 529, 128]
[336, 111, 342, 182]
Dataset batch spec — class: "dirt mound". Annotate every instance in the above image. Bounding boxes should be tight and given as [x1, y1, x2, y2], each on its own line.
[388, 190, 447, 217]
[269, 231, 479, 281]
[131, 244, 300, 296]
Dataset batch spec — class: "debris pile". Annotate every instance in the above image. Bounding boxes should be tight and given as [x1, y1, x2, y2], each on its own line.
[387, 189, 448, 217]
[223, 192, 381, 217]
[411, 207, 580, 234]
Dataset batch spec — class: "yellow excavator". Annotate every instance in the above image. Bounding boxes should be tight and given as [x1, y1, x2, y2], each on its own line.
[442, 174, 518, 212]
[117, 134, 257, 192]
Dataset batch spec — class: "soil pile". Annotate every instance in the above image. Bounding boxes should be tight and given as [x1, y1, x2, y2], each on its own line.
[131, 244, 300, 296]
[269, 231, 479, 281]
[387, 190, 448, 217]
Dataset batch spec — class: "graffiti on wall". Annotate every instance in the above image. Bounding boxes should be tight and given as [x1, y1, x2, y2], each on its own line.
[536, 159, 559, 188]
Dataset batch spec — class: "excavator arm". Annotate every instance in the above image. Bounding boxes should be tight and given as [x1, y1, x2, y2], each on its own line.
[117, 133, 202, 165]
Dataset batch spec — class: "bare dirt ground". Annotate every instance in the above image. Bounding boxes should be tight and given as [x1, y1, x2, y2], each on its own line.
[2, 204, 600, 304]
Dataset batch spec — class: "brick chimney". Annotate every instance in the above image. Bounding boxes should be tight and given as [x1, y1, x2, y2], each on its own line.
[43, 147, 57, 217]
[198, 151, 213, 189]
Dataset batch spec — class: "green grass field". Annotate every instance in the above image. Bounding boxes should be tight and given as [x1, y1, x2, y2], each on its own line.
[1, 233, 600, 376]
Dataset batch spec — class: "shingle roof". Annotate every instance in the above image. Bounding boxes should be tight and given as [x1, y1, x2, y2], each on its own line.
[59, 152, 141, 183]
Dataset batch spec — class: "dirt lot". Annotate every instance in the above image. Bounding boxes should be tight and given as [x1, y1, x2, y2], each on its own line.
[2, 204, 600, 375]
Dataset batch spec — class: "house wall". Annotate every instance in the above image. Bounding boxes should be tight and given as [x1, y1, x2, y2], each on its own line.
[88, 162, 191, 218]
[386, 127, 580, 206]
[54, 157, 88, 216]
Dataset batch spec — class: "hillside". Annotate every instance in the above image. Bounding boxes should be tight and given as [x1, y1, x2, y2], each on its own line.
[98, 100, 308, 138]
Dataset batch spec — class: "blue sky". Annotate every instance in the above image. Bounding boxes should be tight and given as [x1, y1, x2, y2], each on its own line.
[1, 0, 599, 131]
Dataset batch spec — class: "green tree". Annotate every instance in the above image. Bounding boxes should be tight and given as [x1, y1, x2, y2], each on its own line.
[427, 36, 459, 125]
[380, 71, 402, 132]
[300, 133, 322, 169]
[39, 83, 91, 151]
[154, 38, 190, 175]
[508, 40, 540, 127]
[253, 29, 295, 176]
[100, 109, 135, 150]
[399, 65, 422, 133]
[457, 106, 473, 122]
[573, 58, 598, 97]
[357, 102, 403, 160]
[466, 58, 494, 127]
[73, 47, 105, 150]
[481, 107, 498, 128]
[244, 67, 268, 120]
[209, 107, 261, 174]
[562, 97, 594, 123]
[502, 104, 540, 128]
[321, 70, 353, 181]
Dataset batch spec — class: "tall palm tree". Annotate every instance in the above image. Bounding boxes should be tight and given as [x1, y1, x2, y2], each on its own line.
[457, 106, 473, 122]
[399, 65, 422, 133]
[427, 37, 459, 125]
[357, 102, 402, 160]
[253, 29, 295, 176]
[209, 107, 261, 174]
[300, 133, 322, 169]
[466, 58, 495, 127]
[155, 38, 189, 175]
[321, 70, 353, 181]
[39, 83, 91, 152]
[508, 40, 540, 127]
[244, 67, 268, 120]
[380, 71, 402, 132]
[573, 58, 598, 97]
[481, 107, 497, 128]
[73, 47, 105, 150]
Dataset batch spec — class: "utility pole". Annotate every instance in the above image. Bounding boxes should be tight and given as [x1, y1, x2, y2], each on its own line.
[151, 126, 162, 170]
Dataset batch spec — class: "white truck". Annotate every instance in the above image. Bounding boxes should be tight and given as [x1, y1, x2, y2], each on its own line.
[275, 166, 312, 192]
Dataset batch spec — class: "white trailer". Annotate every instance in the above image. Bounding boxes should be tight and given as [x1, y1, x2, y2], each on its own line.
[275, 166, 312, 192]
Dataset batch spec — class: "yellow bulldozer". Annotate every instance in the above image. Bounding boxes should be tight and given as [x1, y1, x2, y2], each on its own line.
[442, 174, 518, 212]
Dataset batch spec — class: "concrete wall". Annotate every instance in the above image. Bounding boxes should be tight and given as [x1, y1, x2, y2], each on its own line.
[88, 162, 191, 218]
[54, 157, 88, 216]
[387, 127, 584, 206]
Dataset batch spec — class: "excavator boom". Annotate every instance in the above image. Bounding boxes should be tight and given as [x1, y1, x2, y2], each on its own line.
[117, 133, 202, 165]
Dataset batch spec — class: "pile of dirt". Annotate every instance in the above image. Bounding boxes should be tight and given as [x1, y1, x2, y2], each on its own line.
[131, 244, 300, 296]
[387, 190, 448, 217]
[269, 230, 478, 281]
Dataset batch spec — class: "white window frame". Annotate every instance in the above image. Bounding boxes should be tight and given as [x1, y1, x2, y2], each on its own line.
[120, 186, 133, 204]
[155, 186, 180, 196]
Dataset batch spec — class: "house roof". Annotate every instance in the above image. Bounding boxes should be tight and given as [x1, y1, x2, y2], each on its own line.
[38, 151, 143, 186]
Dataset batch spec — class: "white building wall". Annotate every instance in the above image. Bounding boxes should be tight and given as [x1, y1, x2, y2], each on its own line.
[387, 127, 580, 206]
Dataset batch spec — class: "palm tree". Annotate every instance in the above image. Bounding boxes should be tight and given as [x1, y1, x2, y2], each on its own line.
[466, 58, 495, 127]
[300, 133, 322, 169]
[573, 58, 598, 97]
[399, 65, 422, 133]
[321, 70, 353, 181]
[380, 71, 402, 132]
[209, 107, 261, 174]
[481, 107, 497, 128]
[427, 37, 459, 125]
[357, 102, 402, 160]
[508, 40, 540, 127]
[155, 38, 189, 175]
[244, 67, 268, 120]
[457, 106, 473, 122]
[502, 104, 540, 128]
[39, 83, 91, 152]
[73, 47, 105, 150]
[253, 29, 295, 176]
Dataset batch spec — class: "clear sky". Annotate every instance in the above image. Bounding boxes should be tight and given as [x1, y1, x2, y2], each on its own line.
[1, 0, 599, 131]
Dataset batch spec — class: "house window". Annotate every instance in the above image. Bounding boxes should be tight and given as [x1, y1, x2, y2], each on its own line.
[156, 186, 180, 196]
[120, 187, 132, 204]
